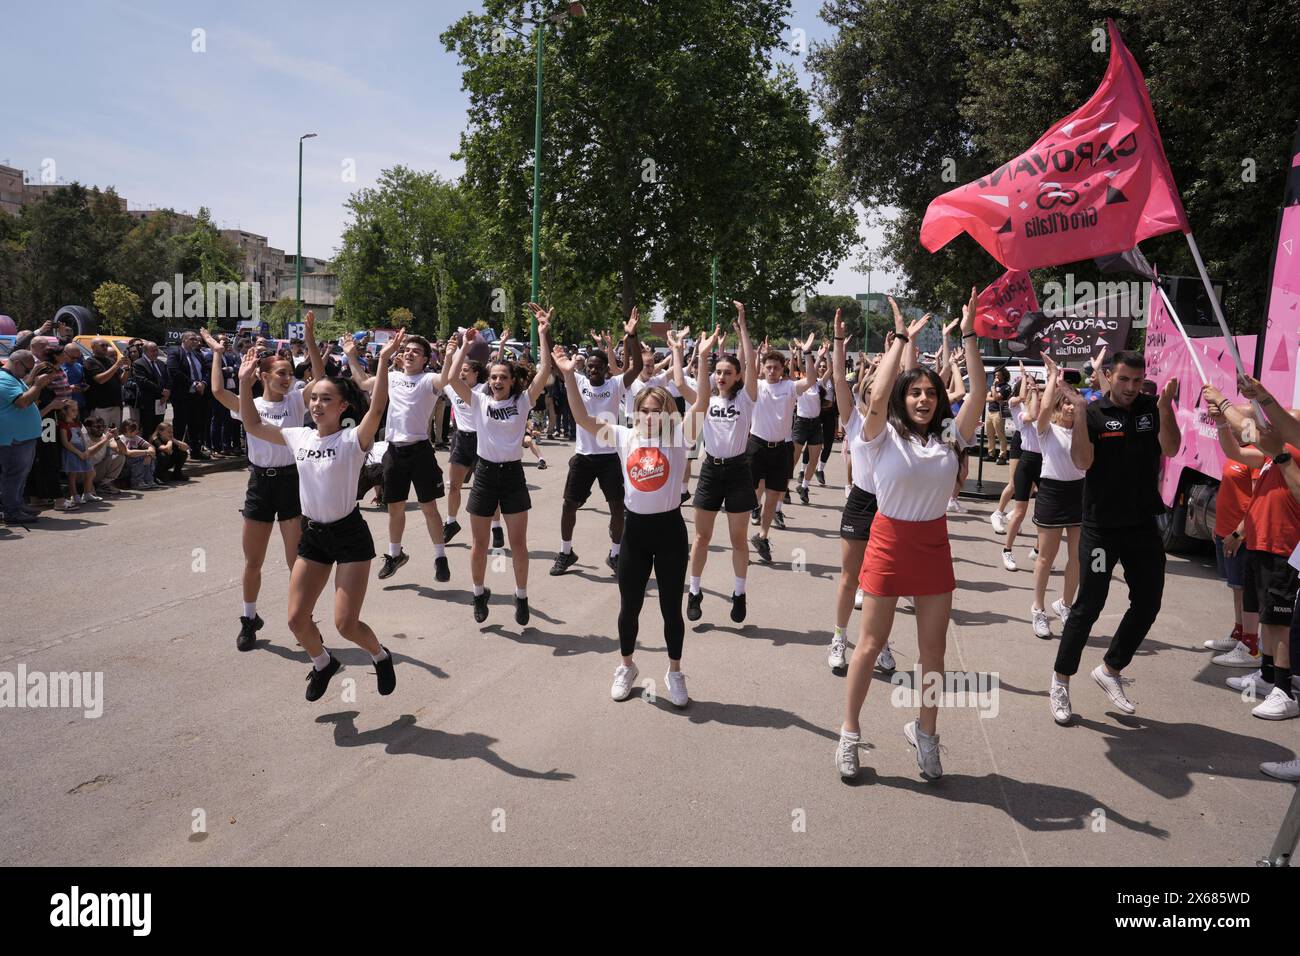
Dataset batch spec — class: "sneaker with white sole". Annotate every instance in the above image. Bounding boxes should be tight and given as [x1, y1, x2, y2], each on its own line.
[1028, 547, 1039, 562]
[854, 588, 865, 610]
[1212, 642, 1261, 667]
[876, 641, 896, 672]
[947, 497, 966, 514]
[1031, 606, 1052, 639]
[1226, 669, 1271, 697]
[990, 510, 1007, 535]
[1002, 550, 1017, 572]
[836, 731, 860, 779]
[1050, 678, 1072, 725]
[1204, 628, 1241, 652]
[903, 720, 943, 780]
[1251, 687, 1299, 720]
[1051, 598, 1071, 624]
[610, 662, 639, 701]
[1260, 757, 1300, 781]
[665, 669, 688, 707]
[1091, 665, 1136, 714]
[828, 635, 847, 671]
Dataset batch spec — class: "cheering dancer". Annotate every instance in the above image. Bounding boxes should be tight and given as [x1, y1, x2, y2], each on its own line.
[446, 308, 554, 625]
[999, 365, 1043, 571]
[237, 332, 405, 702]
[836, 290, 986, 781]
[441, 349, 489, 543]
[791, 347, 832, 504]
[201, 325, 321, 651]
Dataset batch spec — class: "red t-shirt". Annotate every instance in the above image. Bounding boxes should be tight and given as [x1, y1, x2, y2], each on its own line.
[1243, 446, 1300, 556]
[1214, 459, 1258, 538]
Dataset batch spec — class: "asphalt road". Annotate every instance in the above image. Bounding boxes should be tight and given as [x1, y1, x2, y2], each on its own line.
[2, 440, 1296, 866]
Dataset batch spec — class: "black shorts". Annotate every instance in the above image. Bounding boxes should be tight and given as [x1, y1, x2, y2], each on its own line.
[382, 440, 445, 503]
[1008, 432, 1023, 460]
[820, 409, 839, 447]
[1013, 451, 1042, 503]
[242, 465, 301, 523]
[792, 415, 823, 445]
[694, 454, 757, 513]
[748, 437, 794, 492]
[1032, 477, 1083, 528]
[468, 459, 531, 516]
[839, 484, 879, 541]
[564, 452, 624, 507]
[298, 507, 376, 565]
[1243, 549, 1300, 626]
[450, 429, 478, 469]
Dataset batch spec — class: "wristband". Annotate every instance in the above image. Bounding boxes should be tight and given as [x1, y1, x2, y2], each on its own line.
[894, 332, 910, 344]
[962, 332, 978, 340]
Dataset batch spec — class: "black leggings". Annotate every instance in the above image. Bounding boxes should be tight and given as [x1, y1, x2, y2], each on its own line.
[617, 509, 688, 660]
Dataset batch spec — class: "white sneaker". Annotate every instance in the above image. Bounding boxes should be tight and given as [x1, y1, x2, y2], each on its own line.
[1001, 550, 1018, 572]
[828, 635, 847, 670]
[836, 731, 860, 779]
[1204, 630, 1240, 652]
[610, 662, 639, 701]
[1212, 642, 1261, 667]
[1031, 606, 1051, 639]
[665, 669, 689, 707]
[1050, 678, 1072, 725]
[83, 492, 102, 502]
[947, 497, 966, 514]
[854, 588, 865, 610]
[1028, 547, 1039, 562]
[1091, 665, 1136, 714]
[1051, 598, 1071, 624]
[1226, 669, 1271, 697]
[903, 720, 943, 780]
[75, 493, 86, 504]
[1251, 687, 1299, 720]
[876, 641, 896, 672]
[62, 498, 78, 511]
[1260, 757, 1300, 781]
[990, 510, 1007, 535]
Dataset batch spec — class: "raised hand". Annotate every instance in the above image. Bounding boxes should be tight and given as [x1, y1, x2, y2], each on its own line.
[906, 312, 931, 339]
[625, 307, 639, 337]
[238, 347, 259, 383]
[802, 331, 816, 352]
[526, 303, 553, 336]
[342, 337, 358, 359]
[961, 285, 978, 337]
[943, 318, 960, 337]
[888, 295, 905, 333]
[551, 344, 574, 374]
[200, 328, 225, 354]
[1157, 376, 1178, 411]
[304, 310, 316, 340]
[379, 329, 407, 364]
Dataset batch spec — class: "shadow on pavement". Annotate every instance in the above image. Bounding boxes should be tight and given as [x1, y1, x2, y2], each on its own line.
[647, 694, 842, 743]
[482, 623, 619, 656]
[260, 642, 449, 680]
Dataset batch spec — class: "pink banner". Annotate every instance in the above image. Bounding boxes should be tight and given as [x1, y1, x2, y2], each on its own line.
[1257, 197, 1300, 403]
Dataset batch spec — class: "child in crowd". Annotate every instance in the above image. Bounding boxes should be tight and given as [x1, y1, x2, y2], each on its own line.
[151, 422, 190, 482]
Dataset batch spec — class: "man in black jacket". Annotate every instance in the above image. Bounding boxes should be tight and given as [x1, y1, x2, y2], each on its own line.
[133, 341, 171, 440]
[166, 332, 210, 457]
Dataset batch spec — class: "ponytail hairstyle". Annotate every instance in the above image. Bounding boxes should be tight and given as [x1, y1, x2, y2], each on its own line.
[463, 358, 486, 386]
[315, 375, 370, 425]
[712, 352, 745, 399]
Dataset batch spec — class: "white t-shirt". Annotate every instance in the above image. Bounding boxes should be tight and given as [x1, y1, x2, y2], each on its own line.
[863, 422, 965, 521]
[281, 426, 367, 523]
[444, 383, 481, 434]
[625, 374, 659, 418]
[614, 424, 690, 515]
[751, 378, 799, 443]
[796, 380, 825, 419]
[702, 388, 755, 459]
[573, 373, 625, 456]
[1018, 410, 1042, 454]
[386, 371, 439, 444]
[231, 389, 307, 467]
[472, 390, 529, 462]
[1038, 422, 1086, 481]
[845, 408, 878, 495]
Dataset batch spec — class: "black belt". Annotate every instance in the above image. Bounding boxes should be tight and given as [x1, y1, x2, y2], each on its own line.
[753, 438, 788, 449]
[252, 464, 296, 478]
[304, 507, 361, 532]
[477, 458, 521, 469]
[706, 452, 748, 467]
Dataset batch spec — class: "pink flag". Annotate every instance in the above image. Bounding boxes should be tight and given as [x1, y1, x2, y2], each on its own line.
[975, 270, 1038, 339]
[919, 20, 1189, 270]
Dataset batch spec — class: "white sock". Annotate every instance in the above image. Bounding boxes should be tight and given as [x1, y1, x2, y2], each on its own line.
[776, 501, 784, 513]
[473, 584, 485, 596]
[387, 542, 402, 558]
[840, 726, 860, 740]
[689, 575, 702, 595]
[801, 479, 808, 489]
[242, 602, 257, 619]
[492, 520, 503, 531]
[515, 587, 527, 599]
[310, 650, 332, 671]
[833, 625, 844, 639]
[733, 576, 747, 596]
[560, 540, 572, 555]
[447, 511, 458, 524]
[370, 647, 389, 662]
[434, 544, 446, 558]
[609, 542, 620, 557]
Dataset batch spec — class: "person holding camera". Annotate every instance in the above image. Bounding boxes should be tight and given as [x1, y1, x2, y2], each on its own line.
[0, 350, 53, 524]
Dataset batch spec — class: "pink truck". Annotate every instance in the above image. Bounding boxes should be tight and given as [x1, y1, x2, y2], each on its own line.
[1146, 128, 1300, 550]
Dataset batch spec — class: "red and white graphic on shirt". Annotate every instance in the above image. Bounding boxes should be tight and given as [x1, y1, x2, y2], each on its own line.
[626, 447, 670, 492]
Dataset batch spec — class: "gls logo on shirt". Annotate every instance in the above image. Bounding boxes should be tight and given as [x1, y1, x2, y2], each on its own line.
[296, 447, 337, 461]
[709, 404, 740, 420]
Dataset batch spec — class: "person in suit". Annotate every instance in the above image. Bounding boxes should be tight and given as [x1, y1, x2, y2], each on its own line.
[133, 341, 171, 440]
[166, 332, 211, 459]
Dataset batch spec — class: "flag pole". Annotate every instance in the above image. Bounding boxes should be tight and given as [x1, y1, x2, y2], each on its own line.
[1184, 231, 1266, 418]
[1155, 283, 1208, 386]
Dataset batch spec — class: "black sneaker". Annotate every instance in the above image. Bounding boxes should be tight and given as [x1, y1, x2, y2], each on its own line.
[996, 456, 1008, 466]
[491, 526, 505, 550]
[550, 551, 578, 576]
[305, 655, 342, 702]
[443, 519, 461, 544]
[783, 490, 791, 504]
[730, 593, 747, 623]
[797, 484, 810, 505]
[681, 490, 690, 504]
[434, 555, 451, 582]
[373, 647, 396, 695]
[687, 591, 703, 621]
[750, 507, 760, 526]
[537, 459, 547, 470]
[773, 511, 786, 530]
[514, 596, 530, 626]
[236, 614, 263, 652]
[815, 469, 826, 487]
[606, 552, 619, 573]
[752, 534, 772, 564]
[378, 549, 409, 580]
[473, 589, 491, 623]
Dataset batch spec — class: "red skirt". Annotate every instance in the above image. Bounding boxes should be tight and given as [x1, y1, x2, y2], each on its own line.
[859, 513, 955, 597]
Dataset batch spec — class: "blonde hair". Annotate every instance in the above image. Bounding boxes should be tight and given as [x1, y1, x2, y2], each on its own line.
[632, 385, 683, 444]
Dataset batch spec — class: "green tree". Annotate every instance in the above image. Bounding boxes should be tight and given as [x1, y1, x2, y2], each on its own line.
[92, 281, 142, 335]
[264, 297, 298, 337]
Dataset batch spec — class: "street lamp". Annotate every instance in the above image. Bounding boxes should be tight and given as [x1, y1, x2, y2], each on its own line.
[297, 132, 317, 328]
[526, 2, 586, 354]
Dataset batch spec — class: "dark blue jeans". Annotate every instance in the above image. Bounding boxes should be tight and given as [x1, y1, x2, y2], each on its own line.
[0, 438, 37, 518]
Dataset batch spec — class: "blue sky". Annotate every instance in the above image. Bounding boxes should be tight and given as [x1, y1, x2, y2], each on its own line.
[1, 0, 902, 298]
